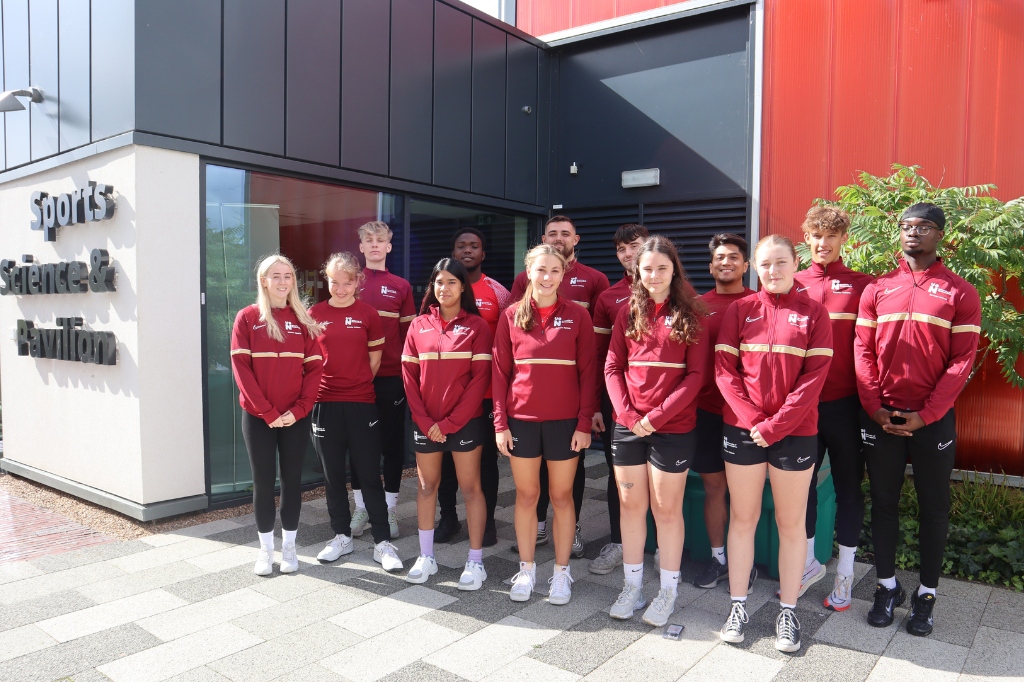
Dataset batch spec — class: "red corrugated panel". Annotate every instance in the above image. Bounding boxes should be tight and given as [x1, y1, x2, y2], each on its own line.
[893, 0, 971, 186]
[965, 0, 1024, 201]
[616, 0, 671, 15]
[828, 0, 898, 192]
[759, 0, 833, 244]
[575, 0, 617, 26]
[527, 0, 573, 35]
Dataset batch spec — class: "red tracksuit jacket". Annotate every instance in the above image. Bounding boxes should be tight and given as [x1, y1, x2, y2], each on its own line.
[359, 268, 416, 377]
[605, 303, 711, 433]
[492, 297, 598, 433]
[696, 288, 755, 415]
[510, 259, 610, 310]
[794, 259, 874, 403]
[401, 307, 493, 436]
[854, 258, 981, 424]
[230, 305, 324, 424]
[715, 287, 833, 445]
[593, 275, 633, 382]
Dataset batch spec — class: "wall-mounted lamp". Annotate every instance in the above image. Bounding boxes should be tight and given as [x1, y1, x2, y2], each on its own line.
[0, 87, 44, 113]
[569, 162, 579, 175]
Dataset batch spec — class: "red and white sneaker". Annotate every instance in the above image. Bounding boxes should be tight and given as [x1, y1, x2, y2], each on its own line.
[824, 572, 854, 611]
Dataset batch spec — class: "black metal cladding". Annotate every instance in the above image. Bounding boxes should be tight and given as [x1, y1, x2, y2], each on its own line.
[572, 196, 748, 295]
[390, 0, 435, 184]
[286, 0, 341, 166]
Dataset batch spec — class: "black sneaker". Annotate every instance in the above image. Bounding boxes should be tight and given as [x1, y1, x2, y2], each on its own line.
[434, 516, 462, 543]
[906, 590, 936, 636]
[482, 519, 497, 548]
[693, 560, 729, 588]
[775, 607, 802, 653]
[748, 565, 758, 594]
[867, 581, 906, 627]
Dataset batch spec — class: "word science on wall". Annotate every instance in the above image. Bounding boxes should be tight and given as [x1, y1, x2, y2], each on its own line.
[8, 181, 120, 365]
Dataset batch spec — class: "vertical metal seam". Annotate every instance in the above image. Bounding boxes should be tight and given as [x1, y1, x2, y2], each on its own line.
[891, 0, 901, 165]
[469, 15, 475, 193]
[27, 0, 31, 160]
[338, 0, 343, 167]
[55, 0, 59, 152]
[961, 0, 975, 185]
[282, 0, 288, 157]
[219, 0, 224, 145]
[749, 0, 765, 290]
[824, 0, 835, 195]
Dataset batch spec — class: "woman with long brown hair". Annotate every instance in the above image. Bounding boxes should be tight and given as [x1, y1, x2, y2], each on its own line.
[604, 236, 709, 626]
[492, 244, 597, 605]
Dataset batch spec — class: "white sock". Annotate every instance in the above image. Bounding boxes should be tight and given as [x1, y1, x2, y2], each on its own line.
[520, 561, 536, 577]
[258, 531, 274, 551]
[353, 490, 365, 509]
[385, 492, 399, 509]
[537, 521, 546, 532]
[731, 595, 747, 603]
[806, 537, 816, 566]
[837, 544, 856, 577]
[918, 585, 936, 597]
[624, 562, 644, 588]
[712, 546, 726, 565]
[282, 529, 297, 547]
[660, 569, 680, 595]
[780, 602, 796, 610]
[554, 563, 570, 577]
[878, 576, 897, 590]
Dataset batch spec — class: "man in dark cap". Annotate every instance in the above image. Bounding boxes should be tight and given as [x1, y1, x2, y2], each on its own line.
[853, 202, 981, 636]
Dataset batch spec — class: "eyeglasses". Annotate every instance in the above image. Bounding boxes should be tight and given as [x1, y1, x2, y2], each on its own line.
[898, 223, 937, 235]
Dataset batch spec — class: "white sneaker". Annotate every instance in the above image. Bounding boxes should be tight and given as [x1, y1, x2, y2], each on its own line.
[458, 561, 487, 591]
[609, 581, 646, 619]
[350, 508, 369, 537]
[776, 560, 827, 598]
[388, 508, 400, 539]
[406, 554, 438, 584]
[590, 543, 623, 575]
[509, 569, 536, 602]
[824, 572, 854, 612]
[254, 547, 274, 576]
[373, 540, 404, 572]
[642, 587, 677, 627]
[279, 542, 299, 574]
[317, 534, 354, 563]
[548, 569, 574, 605]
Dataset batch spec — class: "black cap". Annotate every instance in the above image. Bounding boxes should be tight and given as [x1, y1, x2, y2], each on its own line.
[900, 202, 945, 230]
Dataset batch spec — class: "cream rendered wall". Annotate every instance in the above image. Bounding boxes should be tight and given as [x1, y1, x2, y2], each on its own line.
[0, 145, 204, 504]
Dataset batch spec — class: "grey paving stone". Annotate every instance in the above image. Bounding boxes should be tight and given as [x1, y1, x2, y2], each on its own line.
[935, 577, 992, 604]
[273, 663, 350, 682]
[28, 541, 150, 573]
[677, 643, 783, 681]
[851, 567, 919, 602]
[515, 579, 619, 631]
[981, 587, 1024, 635]
[76, 561, 207, 605]
[0, 623, 162, 682]
[771, 642, 877, 682]
[813, 598, 906, 655]
[868, 630, 969, 682]
[527, 609, 651, 675]
[924, 593, 986, 648]
[208, 621, 360, 682]
[164, 668, 232, 682]
[295, 557, 375, 587]
[0, 590, 97, 633]
[959, 625, 1024, 680]
[422, 583, 532, 634]
[204, 525, 262, 547]
[339, 565, 414, 598]
[162, 563, 265, 603]
[586, 461, 609, 479]
[233, 585, 372, 640]
[63, 670, 115, 681]
[380, 660, 471, 682]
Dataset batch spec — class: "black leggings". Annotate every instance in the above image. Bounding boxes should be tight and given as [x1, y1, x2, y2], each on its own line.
[311, 401, 391, 544]
[439, 399, 499, 523]
[599, 392, 621, 543]
[863, 408, 956, 589]
[351, 375, 406, 494]
[806, 394, 866, 547]
[240, 411, 311, 534]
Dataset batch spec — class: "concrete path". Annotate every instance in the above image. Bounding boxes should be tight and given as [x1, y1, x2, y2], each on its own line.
[0, 453, 1021, 682]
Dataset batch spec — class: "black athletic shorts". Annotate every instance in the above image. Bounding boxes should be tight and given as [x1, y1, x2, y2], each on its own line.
[611, 424, 695, 474]
[412, 416, 484, 454]
[507, 417, 579, 461]
[721, 423, 816, 471]
[691, 409, 726, 474]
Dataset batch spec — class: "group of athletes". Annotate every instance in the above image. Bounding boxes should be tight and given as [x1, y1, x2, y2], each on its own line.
[230, 201, 980, 653]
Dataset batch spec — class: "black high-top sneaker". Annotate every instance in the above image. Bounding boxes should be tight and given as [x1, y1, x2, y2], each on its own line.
[906, 590, 936, 636]
[867, 580, 906, 627]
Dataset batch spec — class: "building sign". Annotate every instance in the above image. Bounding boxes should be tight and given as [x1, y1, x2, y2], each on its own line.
[30, 182, 115, 242]
[7, 182, 120, 364]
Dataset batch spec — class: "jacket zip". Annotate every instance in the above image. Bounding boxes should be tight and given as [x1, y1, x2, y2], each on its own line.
[766, 295, 778, 409]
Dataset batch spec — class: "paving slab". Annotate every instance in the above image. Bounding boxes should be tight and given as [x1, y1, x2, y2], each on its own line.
[28, 540, 151, 573]
[107, 538, 231, 574]
[0, 560, 125, 605]
[482, 656, 581, 682]
[924, 593, 986, 648]
[731, 599, 830, 662]
[322, 616, 464, 682]
[0, 623, 58, 663]
[273, 663, 350, 682]
[97, 623, 262, 682]
[207, 620, 360, 682]
[137, 587, 278, 641]
[0, 560, 44, 584]
[76, 560, 207, 605]
[247, 570, 334, 602]
[164, 668, 232, 682]
[37, 588, 188, 642]
[981, 587, 1024, 635]
[232, 584, 372, 640]
[771, 641, 877, 682]
[935, 577, 992, 604]
[678, 643, 784, 681]
[329, 584, 459, 638]
[381, 661, 470, 682]
[958, 625, 1024, 681]
[162, 563, 267, 603]
[527, 609, 651, 675]
[424, 615, 559, 681]
[515, 579, 619, 631]
[0, 623, 163, 682]
[813, 598, 906, 655]
[866, 630, 969, 682]
[0, 589, 96, 633]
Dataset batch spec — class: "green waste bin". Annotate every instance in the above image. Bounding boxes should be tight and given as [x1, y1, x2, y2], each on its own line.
[645, 455, 836, 579]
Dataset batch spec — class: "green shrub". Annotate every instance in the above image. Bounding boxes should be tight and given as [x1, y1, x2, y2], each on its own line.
[857, 474, 1024, 591]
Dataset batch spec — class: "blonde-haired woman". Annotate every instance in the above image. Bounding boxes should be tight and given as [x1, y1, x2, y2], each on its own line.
[309, 252, 403, 572]
[231, 254, 324, 576]
[493, 244, 597, 605]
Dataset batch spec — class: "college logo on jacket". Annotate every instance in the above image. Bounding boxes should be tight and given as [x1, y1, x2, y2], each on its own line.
[553, 316, 574, 328]
[380, 285, 398, 298]
[285, 321, 302, 334]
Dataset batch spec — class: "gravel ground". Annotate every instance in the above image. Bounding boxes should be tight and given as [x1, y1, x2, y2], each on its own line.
[0, 467, 418, 541]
